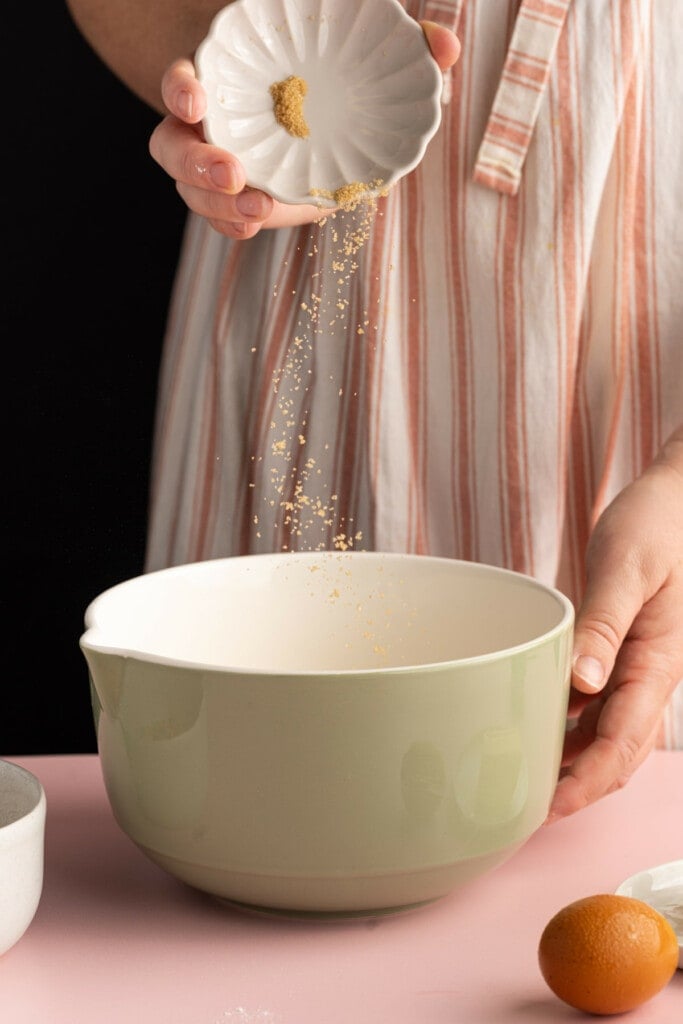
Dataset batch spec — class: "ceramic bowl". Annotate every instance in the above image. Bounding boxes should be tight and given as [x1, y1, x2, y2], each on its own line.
[617, 860, 683, 968]
[80, 551, 573, 917]
[195, 0, 443, 205]
[0, 759, 46, 954]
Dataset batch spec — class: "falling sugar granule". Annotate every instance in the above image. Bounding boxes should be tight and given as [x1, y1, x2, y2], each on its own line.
[253, 180, 387, 554]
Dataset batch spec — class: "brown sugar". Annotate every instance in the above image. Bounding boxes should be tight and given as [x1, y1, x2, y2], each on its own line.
[310, 179, 385, 212]
[262, 171, 388, 552]
[270, 75, 310, 138]
[333, 182, 372, 209]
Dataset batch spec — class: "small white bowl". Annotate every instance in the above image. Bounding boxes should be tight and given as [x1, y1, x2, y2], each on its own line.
[0, 759, 46, 955]
[196, 0, 443, 206]
[616, 860, 683, 969]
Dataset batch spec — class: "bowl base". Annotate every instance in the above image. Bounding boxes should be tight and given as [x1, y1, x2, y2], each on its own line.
[137, 838, 523, 917]
[214, 894, 440, 922]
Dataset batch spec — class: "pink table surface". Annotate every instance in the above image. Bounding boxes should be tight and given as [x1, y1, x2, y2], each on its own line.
[2, 752, 681, 1024]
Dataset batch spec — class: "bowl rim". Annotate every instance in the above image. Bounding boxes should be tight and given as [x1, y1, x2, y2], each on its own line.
[80, 551, 574, 677]
[0, 759, 47, 836]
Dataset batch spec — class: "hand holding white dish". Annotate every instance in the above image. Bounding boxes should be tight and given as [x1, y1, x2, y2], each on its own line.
[195, 0, 444, 206]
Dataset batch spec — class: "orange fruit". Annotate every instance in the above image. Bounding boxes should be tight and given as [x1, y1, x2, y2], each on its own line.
[538, 893, 679, 1015]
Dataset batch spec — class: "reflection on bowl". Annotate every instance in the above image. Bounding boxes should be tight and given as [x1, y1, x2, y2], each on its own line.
[81, 551, 573, 917]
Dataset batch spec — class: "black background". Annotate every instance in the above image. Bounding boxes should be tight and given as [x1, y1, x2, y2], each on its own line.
[5, 6, 186, 754]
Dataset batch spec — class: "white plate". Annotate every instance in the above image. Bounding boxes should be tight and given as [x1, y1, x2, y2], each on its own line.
[195, 0, 443, 206]
[616, 860, 683, 969]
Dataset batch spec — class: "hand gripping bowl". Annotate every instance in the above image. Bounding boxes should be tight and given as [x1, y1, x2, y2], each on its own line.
[80, 552, 573, 917]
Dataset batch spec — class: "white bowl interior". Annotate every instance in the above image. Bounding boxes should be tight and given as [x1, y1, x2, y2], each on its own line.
[83, 552, 571, 673]
[0, 761, 43, 829]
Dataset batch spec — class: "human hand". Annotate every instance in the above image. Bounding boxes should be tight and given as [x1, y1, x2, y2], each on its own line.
[547, 426, 683, 823]
[148, 22, 460, 239]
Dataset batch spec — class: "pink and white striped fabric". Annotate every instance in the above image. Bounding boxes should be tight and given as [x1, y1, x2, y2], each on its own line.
[473, 0, 571, 194]
[146, 0, 683, 747]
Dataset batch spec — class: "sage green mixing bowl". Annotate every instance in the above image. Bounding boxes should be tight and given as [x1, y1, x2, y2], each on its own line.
[80, 551, 573, 917]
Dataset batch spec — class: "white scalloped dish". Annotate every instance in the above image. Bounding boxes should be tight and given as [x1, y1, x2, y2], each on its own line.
[195, 0, 443, 206]
[616, 860, 683, 969]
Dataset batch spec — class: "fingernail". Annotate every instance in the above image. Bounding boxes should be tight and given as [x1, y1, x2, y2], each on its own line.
[177, 89, 193, 120]
[209, 162, 239, 193]
[236, 190, 265, 218]
[573, 654, 604, 690]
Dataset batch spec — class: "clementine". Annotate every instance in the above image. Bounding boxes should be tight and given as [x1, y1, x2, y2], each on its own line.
[538, 893, 678, 1015]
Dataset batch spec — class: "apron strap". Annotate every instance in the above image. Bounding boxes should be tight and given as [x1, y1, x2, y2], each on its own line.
[473, 0, 572, 195]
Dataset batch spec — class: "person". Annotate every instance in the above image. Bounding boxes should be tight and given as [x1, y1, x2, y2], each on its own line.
[65, 0, 682, 824]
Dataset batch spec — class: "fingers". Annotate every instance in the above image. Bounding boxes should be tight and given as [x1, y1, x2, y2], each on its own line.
[571, 559, 644, 697]
[547, 696, 660, 823]
[262, 202, 330, 229]
[161, 58, 207, 125]
[570, 489, 659, 697]
[421, 21, 461, 71]
[149, 112, 328, 237]
[150, 116, 245, 194]
[151, 57, 273, 238]
[548, 451, 683, 824]
[547, 578, 683, 822]
[149, 116, 274, 239]
[178, 183, 274, 239]
[572, 445, 683, 701]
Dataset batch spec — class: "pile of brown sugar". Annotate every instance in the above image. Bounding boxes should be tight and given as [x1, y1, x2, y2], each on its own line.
[270, 75, 310, 138]
[311, 179, 387, 212]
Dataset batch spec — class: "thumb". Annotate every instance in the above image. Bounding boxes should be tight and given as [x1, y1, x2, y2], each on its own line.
[572, 561, 645, 696]
[421, 21, 461, 71]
